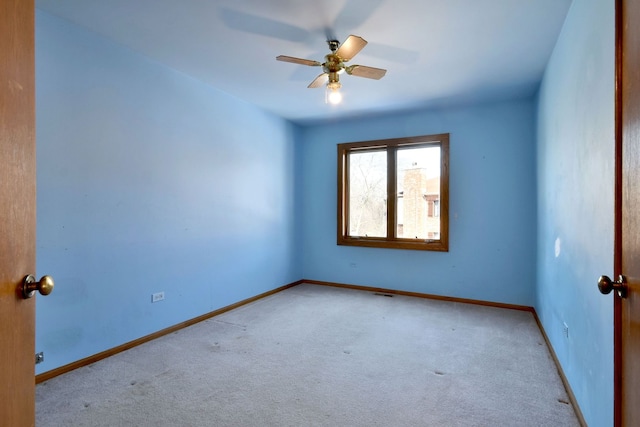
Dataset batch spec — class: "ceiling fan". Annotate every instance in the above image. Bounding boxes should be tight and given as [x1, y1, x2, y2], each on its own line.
[276, 35, 387, 104]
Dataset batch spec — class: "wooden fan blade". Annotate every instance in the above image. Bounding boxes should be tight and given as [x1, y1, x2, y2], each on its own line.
[308, 73, 328, 88]
[335, 35, 367, 61]
[346, 65, 387, 80]
[276, 55, 321, 67]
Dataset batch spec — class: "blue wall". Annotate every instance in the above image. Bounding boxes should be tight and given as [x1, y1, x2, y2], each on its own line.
[35, 11, 301, 374]
[298, 99, 537, 306]
[536, 0, 615, 425]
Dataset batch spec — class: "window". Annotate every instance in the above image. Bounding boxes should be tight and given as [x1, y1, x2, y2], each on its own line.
[337, 134, 449, 251]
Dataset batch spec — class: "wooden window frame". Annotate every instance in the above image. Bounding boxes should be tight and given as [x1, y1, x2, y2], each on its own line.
[337, 133, 449, 251]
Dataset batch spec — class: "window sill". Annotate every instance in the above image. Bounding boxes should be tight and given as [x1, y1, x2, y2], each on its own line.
[337, 236, 448, 252]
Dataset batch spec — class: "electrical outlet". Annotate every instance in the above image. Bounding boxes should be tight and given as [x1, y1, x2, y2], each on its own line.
[350, 262, 357, 268]
[35, 352, 44, 364]
[152, 292, 165, 303]
[563, 322, 569, 339]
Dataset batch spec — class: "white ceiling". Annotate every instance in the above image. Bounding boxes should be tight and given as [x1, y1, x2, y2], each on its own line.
[36, 0, 572, 125]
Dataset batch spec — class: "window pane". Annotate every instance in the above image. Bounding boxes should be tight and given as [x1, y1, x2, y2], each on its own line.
[396, 146, 440, 240]
[348, 150, 387, 238]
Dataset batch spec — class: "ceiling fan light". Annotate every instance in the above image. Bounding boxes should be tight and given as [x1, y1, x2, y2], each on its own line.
[326, 81, 342, 105]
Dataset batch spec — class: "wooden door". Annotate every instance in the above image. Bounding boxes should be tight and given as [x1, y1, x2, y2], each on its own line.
[615, 0, 640, 425]
[0, 0, 36, 425]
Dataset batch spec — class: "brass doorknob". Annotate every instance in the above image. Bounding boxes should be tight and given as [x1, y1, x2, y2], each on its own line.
[22, 275, 55, 299]
[598, 275, 627, 298]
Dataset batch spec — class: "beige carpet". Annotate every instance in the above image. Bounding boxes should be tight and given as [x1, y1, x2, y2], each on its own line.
[36, 283, 580, 426]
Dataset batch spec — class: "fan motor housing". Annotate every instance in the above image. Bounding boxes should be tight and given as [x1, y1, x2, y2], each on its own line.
[323, 53, 344, 75]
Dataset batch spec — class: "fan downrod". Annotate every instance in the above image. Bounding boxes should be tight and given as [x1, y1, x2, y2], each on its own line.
[328, 40, 340, 52]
